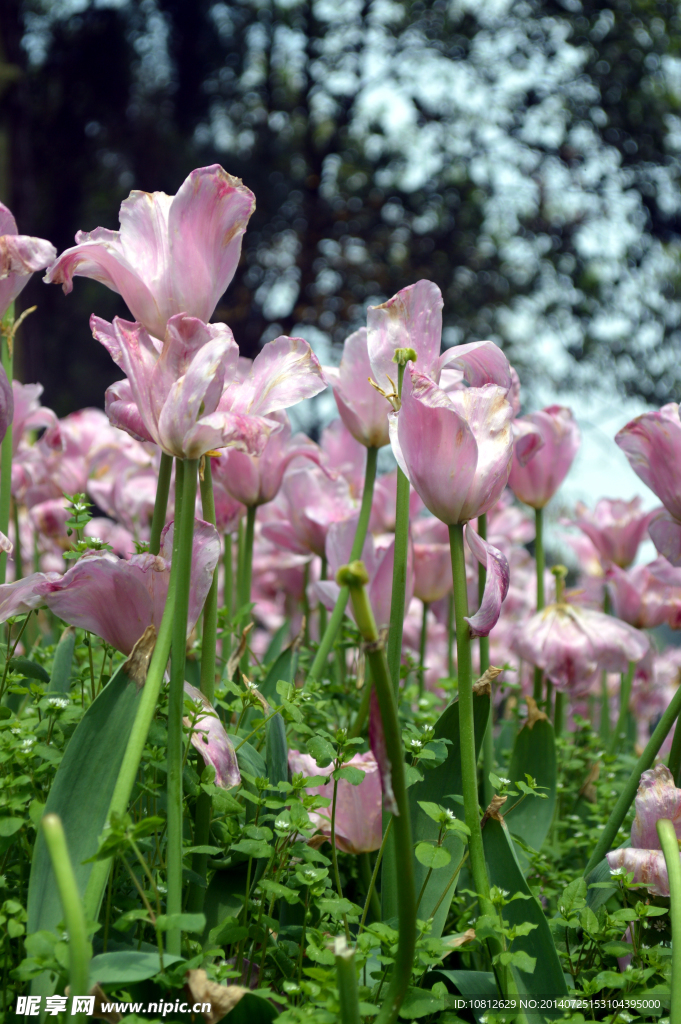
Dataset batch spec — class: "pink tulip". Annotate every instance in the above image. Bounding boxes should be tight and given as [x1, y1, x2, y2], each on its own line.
[512, 598, 649, 694]
[391, 368, 514, 526]
[316, 514, 413, 628]
[0, 368, 12, 447]
[606, 558, 681, 630]
[568, 497, 657, 569]
[367, 280, 511, 394]
[0, 520, 219, 654]
[93, 313, 271, 459]
[464, 525, 510, 638]
[0, 203, 56, 318]
[507, 406, 580, 509]
[261, 464, 356, 558]
[288, 750, 382, 853]
[413, 538, 452, 604]
[183, 683, 240, 790]
[212, 412, 322, 508]
[324, 328, 390, 448]
[616, 404, 681, 565]
[11, 381, 59, 454]
[320, 419, 367, 499]
[217, 335, 327, 420]
[368, 469, 425, 534]
[606, 766, 681, 897]
[45, 166, 254, 339]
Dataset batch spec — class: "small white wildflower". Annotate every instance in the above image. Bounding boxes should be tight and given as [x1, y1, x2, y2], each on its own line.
[21, 738, 35, 751]
[157, 885, 167, 894]
[418, 698, 429, 708]
[23, 707, 36, 716]
[445, 809, 456, 821]
[498, 777, 511, 786]
[303, 869, 316, 881]
[411, 739, 423, 750]
[275, 819, 289, 830]
[10, 728, 21, 735]
[47, 697, 69, 709]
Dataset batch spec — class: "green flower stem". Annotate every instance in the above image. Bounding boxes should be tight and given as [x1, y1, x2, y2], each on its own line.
[584, 680, 681, 876]
[239, 504, 256, 673]
[657, 818, 681, 1024]
[12, 501, 23, 581]
[223, 531, 233, 663]
[532, 507, 545, 702]
[348, 662, 373, 739]
[387, 362, 410, 693]
[418, 601, 428, 696]
[335, 939, 361, 1024]
[449, 524, 494, 919]
[359, 851, 381, 923]
[668, 717, 681, 786]
[42, 814, 91, 1023]
[447, 591, 454, 678]
[600, 591, 612, 743]
[166, 457, 199, 957]
[306, 446, 378, 684]
[341, 561, 415, 1024]
[554, 689, 564, 737]
[149, 452, 173, 556]
[478, 514, 494, 809]
[186, 458, 218, 915]
[319, 554, 328, 637]
[0, 308, 14, 586]
[610, 661, 635, 755]
[359, 818, 392, 933]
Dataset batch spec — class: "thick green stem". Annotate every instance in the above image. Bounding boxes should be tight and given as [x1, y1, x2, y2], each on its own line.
[418, 601, 428, 696]
[387, 440, 410, 694]
[306, 446, 378, 684]
[166, 457, 199, 956]
[342, 562, 415, 1024]
[478, 514, 494, 808]
[335, 940, 361, 1024]
[584, 681, 681, 876]
[449, 524, 493, 918]
[319, 554, 327, 637]
[348, 662, 373, 739]
[12, 501, 23, 581]
[532, 507, 544, 702]
[554, 690, 564, 737]
[610, 662, 634, 755]
[0, 313, 14, 586]
[239, 505, 256, 672]
[669, 718, 681, 787]
[447, 592, 454, 679]
[149, 452, 173, 556]
[223, 531, 233, 663]
[42, 815, 91, 1023]
[657, 819, 681, 1024]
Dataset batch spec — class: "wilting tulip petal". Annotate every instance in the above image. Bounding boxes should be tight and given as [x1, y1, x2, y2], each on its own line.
[0, 531, 12, 557]
[0, 202, 57, 318]
[648, 510, 681, 567]
[46, 166, 255, 339]
[439, 340, 512, 390]
[569, 497, 658, 569]
[220, 336, 327, 418]
[367, 280, 443, 390]
[512, 418, 544, 468]
[105, 379, 155, 444]
[507, 406, 580, 509]
[616, 404, 681, 520]
[606, 847, 670, 897]
[631, 766, 681, 848]
[183, 683, 240, 789]
[464, 526, 509, 637]
[368, 689, 398, 815]
[0, 572, 59, 620]
[325, 328, 390, 448]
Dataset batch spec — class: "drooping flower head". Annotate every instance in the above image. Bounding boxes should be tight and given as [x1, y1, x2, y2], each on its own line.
[0, 203, 56, 319]
[45, 166, 254, 339]
[507, 406, 580, 509]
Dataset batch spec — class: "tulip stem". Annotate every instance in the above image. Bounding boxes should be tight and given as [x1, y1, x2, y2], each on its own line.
[553, 690, 564, 737]
[319, 555, 327, 638]
[658, 818, 681, 1024]
[335, 939, 361, 1024]
[610, 662, 634, 756]
[187, 458, 219, 915]
[341, 562, 415, 1024]
[449, 524, 494, 919]
[478, 514, 495, 808]
[0, 307, 13, 586]
[387, 364, 411, 694]
[42, 814, 91, 1024]
[239, 505, 256, 672]
[668, 719, 681, 787]
[418, 601, 428, 696]
[532, 507, 544, 703]
[167, 456, 199, 956]
[447, 591, 454, 678]
[306, 446, 378, 684]
[359, 818, 392, 932]
[223, 531, 233, 663]
[584, 680, 681, 876]
[348, 663, 373, 739]
[149, 453, 173, 556]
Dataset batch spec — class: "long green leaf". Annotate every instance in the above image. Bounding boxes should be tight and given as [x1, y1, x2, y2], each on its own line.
[482, 813, 567, 1009]
[503, 710, 556, 858]
[432, 969, 496, 1024]
[48, 626, 76, 694]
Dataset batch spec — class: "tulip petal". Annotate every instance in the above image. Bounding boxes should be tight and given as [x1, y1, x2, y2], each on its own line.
[0, 234, 58, 280]
[616, 404, 681, 521]
[0, 365, 13, 446]
[328, 328, 391, 448]
[606, 847, 670, 897]
[0, 572, 60, 620]
[649, 510, 681, 566]
[368, 688, 398, 816]
[512, 418, 545, 468]
[105, 380, 155, 444]
[367, 280, 443, 389]
[631, 765, 681, 849]
[183, 682, 241, 789]
[439, 339, 512, 390]
[464, 525, 509, 637]
[221, 336, 327, 417]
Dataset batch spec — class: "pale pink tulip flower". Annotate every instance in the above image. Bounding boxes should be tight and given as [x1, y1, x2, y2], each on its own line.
[0, 520, 219, 654]
[288, 750, 382, 853]
[368, 468, 425, 534]
[568, 497, 658, 569]
[512, 597, 649, 694]
[217, 335, 327, 422]
[413, 534, 452, 605]
[261, 463, 356, 559]
[45, 166, 254, 339]
[507, 406, 580, 509]
[11, 381, 59, 454]
[320, 419, 367, 499]
[324, 327, 390, 448]
[606, 766, 681, 897]
[0, 369, 12, 446]
[616, 405, 681, 565]
[0, 203, 56, 318]
[183, 683, 240, 790]
[367, 279, 511, 394]
[213, 411, 322, 508]
[607, 558, 681, 630]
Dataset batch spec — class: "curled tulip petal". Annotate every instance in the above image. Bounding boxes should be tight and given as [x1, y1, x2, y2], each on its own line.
[464, 525, 509, 637]
[630, 765, 681, 849]
[367, 280, 443, 390]
[0, 572, 59, 620]
[512, 418, 545, 468]
[0, 201, 56, 318]
[368, 688, 398, 816]
[605, 847, 670, 898]
[220, 336, 327, 418]
[648, 509, 681, 567]
[183, 683, 241, 790]
[0, 531, 12, 557]
[616, 404, 681, 521]
[438, 339, 512, 390]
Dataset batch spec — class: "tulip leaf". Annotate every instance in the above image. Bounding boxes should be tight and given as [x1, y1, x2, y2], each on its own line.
[202, 866, 249, 947]
[263, 620, 291, 665]
[266, 711, 288, 794]
[482, 813, 567, 1007]
[383, 688, 490, 934]
[260, 645, 296, 704]
[9, 658, 49, 683]
[430, 970, 496, 1024]
[503, 712, 556, 860]
[47, 626, 76, 693]
[89, 950, 184, 985]
[219, 991, 279, 1024]
[27, 656, 147, 998]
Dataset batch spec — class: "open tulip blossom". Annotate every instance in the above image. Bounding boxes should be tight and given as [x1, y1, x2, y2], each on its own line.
[5, 161, 681, 1023]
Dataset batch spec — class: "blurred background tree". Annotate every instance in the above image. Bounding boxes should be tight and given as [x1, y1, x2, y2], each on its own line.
[1, 0, 680, 414]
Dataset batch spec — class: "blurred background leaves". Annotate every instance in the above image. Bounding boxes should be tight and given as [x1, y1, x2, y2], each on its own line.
[1, 0, 681, 415]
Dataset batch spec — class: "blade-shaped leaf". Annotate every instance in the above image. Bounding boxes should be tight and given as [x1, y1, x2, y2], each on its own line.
[47, 626, 76, 693]
[503, 711, 556, 859]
